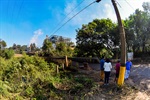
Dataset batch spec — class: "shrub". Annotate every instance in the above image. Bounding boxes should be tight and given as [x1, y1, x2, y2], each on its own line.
[24, 87, 34, 97]
[0, 80, 9, 97]
[0, 49, 14, 59]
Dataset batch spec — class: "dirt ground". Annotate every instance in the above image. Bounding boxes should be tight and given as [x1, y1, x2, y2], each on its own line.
[76, 62, 150, 100]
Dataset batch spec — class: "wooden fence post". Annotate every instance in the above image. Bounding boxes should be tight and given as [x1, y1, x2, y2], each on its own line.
[65, 56, 68, 67]
[56, 65, 59, 74]
[62, 63, 64, 71]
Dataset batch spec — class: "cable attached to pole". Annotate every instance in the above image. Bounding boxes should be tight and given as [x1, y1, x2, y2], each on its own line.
[96, 0, 101, 3]
[124, 0, 134, 11]
[51, 0, 97, 36]
[50, 0, 85, 34]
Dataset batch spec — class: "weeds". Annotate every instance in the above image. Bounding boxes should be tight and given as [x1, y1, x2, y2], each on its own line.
[0, 56, 96, 99]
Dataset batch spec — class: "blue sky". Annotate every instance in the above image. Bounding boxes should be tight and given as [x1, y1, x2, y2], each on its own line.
[0, 0, 149, 47]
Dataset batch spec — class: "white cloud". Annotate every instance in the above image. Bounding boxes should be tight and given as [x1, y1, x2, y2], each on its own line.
[56, 0, 150, 44]
[64, 0, 77, 14]
[103, 3, 116, 21]
[63, 0, 117, 27]
[63, 0, 150, 27]
[117, 0, 150, 19]
[30, 29, 43, 46]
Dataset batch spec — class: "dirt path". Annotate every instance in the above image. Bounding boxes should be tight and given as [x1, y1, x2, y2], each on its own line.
[130, 64, 150, 94]
[77, 62, 150, 99]
[88, 63, 150, 90]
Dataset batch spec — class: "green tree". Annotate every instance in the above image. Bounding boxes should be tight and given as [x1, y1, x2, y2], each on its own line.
[30, 43, 36, 52]
[124, 19, 135, 52]
[54, 41, 74, 57]
[0, 49, 14, 59]
[76, 18, 117, 57]
[21, 45, 28, 52]
[0, 39, 7, 49]
[12, 43, 17, 50]
[125, 2, 150, 53]
[42, 38, 53, 55]
[143, 2, 150, 13]
[49, 35, 75, 57]
[12, 43, 24, 53]
[56, 42, 66, 52]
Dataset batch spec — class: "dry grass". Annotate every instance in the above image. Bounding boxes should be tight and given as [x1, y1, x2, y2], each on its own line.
[14, 54, 23, 57]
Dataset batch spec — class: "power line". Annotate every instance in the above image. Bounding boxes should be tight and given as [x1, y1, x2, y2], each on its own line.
[6, 0, 10, 21]
[10, 0, 17, 24]
[16, 0, 24, 21]
[116, 1, 122, 8]
[124, 0, 134, 11]
[50, 0, 85, 34]
[116, 0, 128, 12]
[51, 0, 96, 36]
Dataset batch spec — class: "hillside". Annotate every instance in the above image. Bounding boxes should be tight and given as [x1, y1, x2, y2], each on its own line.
[0, 56, 150, 99]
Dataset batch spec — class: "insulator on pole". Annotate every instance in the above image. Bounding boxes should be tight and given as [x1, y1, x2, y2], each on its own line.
[96, 0, 101, 3]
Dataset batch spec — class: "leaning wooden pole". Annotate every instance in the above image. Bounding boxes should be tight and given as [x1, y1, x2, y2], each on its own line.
[111, 0, 126, 86]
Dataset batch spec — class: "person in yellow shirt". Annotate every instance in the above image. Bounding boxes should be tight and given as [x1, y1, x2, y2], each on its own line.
[100, 56, 105, 81]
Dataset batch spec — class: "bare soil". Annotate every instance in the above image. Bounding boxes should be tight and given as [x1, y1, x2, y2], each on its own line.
[76, 62, 150, 100]
[14, 54, 23, 57]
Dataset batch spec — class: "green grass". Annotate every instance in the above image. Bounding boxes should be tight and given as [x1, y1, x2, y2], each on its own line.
[0, 56, 96, 99]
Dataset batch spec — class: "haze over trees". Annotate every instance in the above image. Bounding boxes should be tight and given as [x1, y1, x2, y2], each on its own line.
[75, 18, 118, 58]
[75, 2, 150, 58]
[124, 2, 150, 55]
[0, 2, 150, 99]
[1, 2, 150, 59]
[42, 35, 75, 57]
[0, 39, 7, 49]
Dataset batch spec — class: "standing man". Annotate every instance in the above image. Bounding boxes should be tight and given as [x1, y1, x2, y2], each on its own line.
[125, 59, 132, 80]
[100, 56, 105, 81]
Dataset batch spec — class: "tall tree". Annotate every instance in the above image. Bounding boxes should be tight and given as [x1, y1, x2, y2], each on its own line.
[0, 39, 7, 49]
[54, 40, 74, 57]
[76, 18, 117, 57]
[12, 43, 17, 50]
[124, 19, 135, 52]
[30, 43, 36, 52]
[125, 2, 150, 53]
[42, 38, 53, 55]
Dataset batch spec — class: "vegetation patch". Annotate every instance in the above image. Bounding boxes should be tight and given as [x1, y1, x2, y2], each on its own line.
[0, 55, 96, 99]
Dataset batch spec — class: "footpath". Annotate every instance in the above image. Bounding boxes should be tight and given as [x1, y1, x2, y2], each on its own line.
[77, 62, 150, 100]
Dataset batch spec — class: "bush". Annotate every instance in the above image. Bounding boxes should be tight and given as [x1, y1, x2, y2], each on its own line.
[0, 55, 96, 99]
[0, 49, 14, 59]
[24, 87, 34, 97]
[0, 80, 9, 97]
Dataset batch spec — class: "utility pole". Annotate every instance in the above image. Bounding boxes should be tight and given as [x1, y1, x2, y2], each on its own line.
[96, 0, 126, 85]
[111, 0, 126, 86]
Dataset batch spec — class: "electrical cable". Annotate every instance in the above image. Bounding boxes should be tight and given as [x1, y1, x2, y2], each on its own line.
[16, 0, 24, 22]
[50, 0, 85, 34]
[116, 1, 122, 8]
[116, 0, 127, 13]
[51, 0, 97, 36]
[124, 0, 135, 11]
[10, 0, 17, 24]
[6, 0, 10, 22]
